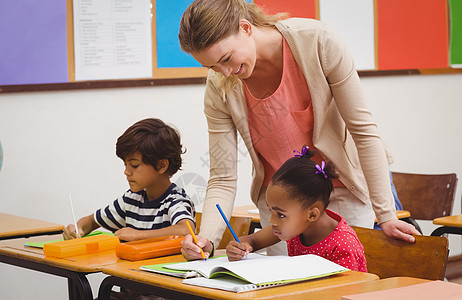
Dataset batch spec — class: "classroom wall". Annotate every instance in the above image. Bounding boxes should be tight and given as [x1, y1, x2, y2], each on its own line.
[0, 73, 461, 299]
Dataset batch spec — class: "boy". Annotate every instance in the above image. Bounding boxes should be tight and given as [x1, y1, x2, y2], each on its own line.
[64, 118, 195, 241]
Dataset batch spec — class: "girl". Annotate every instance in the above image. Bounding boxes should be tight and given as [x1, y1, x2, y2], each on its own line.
[226, 146, 367, 272]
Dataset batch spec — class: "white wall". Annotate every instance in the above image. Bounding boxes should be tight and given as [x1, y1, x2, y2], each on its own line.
[1, 73, 461, 299]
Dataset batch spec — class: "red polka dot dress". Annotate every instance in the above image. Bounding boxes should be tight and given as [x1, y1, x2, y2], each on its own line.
[287, 209, 367, 272]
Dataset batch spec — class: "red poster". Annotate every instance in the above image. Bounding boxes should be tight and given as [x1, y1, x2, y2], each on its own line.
[254, 0, 317, 19]
[377, 0, 448, 70]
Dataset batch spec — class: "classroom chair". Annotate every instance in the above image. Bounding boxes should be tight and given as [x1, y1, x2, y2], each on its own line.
[391, 172, 458, 234]
[352, 226, 449, 280]
[195, 212, 252, 249]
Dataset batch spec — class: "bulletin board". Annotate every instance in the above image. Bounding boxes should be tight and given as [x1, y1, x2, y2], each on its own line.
[1, 0, 461, 93]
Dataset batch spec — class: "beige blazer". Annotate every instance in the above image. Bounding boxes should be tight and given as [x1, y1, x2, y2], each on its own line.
[199, 18, 396, 245]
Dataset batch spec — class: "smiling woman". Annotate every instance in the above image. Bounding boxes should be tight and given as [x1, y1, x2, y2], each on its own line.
[178, 0, 420, 262]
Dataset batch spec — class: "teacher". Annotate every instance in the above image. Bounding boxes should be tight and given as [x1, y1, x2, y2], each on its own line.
[179, 0, 420, 260]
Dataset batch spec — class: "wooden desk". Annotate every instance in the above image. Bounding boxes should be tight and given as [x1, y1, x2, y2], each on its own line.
[389, 210, 411, 220]
[232, 204, 260, 222]
[0, 212, 64, 240]
[302, 277, 429, 299]
[431, 215, 462, 236]
[375, 210, 411, 226]
[0, 234, 120, 300]
[232, 205, 261, 233]
[98, 254, 379, 300]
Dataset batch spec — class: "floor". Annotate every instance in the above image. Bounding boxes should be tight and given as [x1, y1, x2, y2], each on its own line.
[446, 256, 462, 285]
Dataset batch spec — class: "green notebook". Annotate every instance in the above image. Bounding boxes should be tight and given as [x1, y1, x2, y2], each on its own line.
[24, 230, 114, 248]
[143, 253, 348, 293]
[140, 261, 199, 278]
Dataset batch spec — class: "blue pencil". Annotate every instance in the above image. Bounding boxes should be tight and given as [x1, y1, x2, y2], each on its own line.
[216, 204, 240, 243]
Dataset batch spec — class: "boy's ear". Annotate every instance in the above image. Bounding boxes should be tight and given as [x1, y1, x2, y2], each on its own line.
[156, 159, 169, 174]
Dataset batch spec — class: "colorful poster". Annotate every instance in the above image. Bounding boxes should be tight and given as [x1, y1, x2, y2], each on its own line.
[0, 0, 68, 85]
[449, 0, 462, 67]
[254, 0, 317, 19]
[319, 0, 375, 70]
[156, 0, 200, 68]
[377, 0, 448, 70]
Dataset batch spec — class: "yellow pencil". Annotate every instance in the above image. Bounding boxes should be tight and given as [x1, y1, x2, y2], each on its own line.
[186, 220, 206, 260]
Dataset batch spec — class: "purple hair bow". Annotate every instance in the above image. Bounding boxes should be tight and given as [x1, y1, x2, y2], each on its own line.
[293, 146, 309, 157]
[315, 161, 328, 179]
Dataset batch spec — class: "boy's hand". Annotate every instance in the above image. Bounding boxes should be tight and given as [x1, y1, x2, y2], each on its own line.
[181, 234, 213, 261]
[63, 224, 83, 240]
[226, 240, 252, 261]
[114, 227, 141, 242]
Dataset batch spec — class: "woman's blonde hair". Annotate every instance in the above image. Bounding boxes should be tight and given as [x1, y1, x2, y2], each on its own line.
[179, 0, 287, 94]
[179, 0, 286, 53]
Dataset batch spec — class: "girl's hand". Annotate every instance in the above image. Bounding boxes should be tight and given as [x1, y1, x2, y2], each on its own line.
[181, 234, 212, 261]
[226, 241, 252, 261]
[63, 224, 83, 240]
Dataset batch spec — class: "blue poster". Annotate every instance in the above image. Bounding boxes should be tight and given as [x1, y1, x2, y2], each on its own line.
[155, 0, 251, 68]
[156, 0, 200, 68]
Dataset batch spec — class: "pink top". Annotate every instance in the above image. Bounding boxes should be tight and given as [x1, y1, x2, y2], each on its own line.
[244, 39, 343, 187]
[287, 209, 368, 272]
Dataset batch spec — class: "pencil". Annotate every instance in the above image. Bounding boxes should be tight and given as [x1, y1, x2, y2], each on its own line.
[186, 220, 206, 260]
[216, 204, 240, 242]
[68, 192, 80, 238]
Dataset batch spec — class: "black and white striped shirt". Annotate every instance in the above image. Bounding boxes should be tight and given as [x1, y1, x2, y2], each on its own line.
[94, 183, 195, 232]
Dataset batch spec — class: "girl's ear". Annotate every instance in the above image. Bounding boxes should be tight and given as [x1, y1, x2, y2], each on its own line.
[307, 202, 322, 222]
[156, 159, 169, 174]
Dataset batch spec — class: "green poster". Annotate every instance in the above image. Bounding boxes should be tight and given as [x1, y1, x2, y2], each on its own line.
[450, 0, 462, 67]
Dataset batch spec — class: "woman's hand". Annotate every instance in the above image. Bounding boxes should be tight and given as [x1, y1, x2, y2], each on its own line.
[380, 219, 421, 243]
[226, 240, 252, 261]
[181, 234, 213, 261]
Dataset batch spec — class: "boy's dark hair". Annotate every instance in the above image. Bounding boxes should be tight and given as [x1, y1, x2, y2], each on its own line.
[116, 118, 184, 176]
[271, 146, 338, 209]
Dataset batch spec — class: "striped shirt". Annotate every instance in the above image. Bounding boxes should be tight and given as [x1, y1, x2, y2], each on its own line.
[94, 183, 195, 232]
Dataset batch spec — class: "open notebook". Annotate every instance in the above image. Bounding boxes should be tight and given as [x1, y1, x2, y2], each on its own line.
[141, 253, 348, 292]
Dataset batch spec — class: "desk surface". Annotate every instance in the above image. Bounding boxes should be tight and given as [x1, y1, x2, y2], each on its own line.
[0, 212, 64, 239]
[300, 276, 429, 299]
[101, 254, 379, 300]
[0, 234, 120, 273]
[232, 205, 260, 222]
[433, 215, 462, 227]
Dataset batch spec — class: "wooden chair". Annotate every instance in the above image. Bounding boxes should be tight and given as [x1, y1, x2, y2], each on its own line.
[195, 212, 252, 249]
[352, 226, 449, 280]
[391, 172, 458, 234]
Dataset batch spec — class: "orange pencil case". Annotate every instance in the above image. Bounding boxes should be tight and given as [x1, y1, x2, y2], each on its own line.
[43, 235, 120, 258]
[116, 235, 184, 261]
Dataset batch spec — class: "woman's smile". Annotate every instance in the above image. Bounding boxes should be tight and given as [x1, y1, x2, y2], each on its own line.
[235, 64, 243, 75]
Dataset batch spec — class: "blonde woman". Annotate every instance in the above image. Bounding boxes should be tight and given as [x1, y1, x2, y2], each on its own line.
[179, 0, 419, 260]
